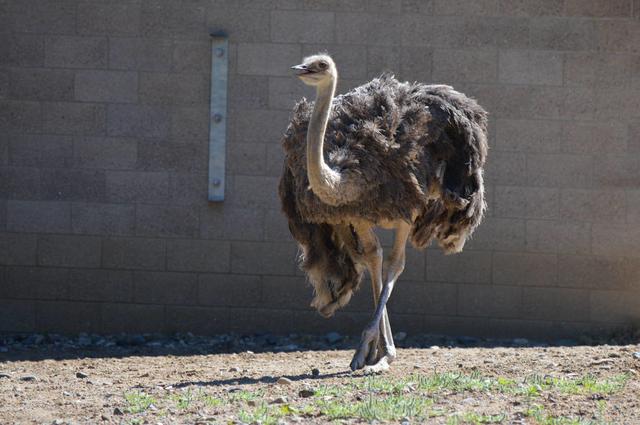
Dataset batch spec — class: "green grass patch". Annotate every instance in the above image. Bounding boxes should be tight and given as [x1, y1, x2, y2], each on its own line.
[123, 391, 157, 414]
[117, 371, 628, 423]
[317, 394, 435, 421]
[201, 392, 223, 408]
[524, 404, 600, 425]
[171, 388, 195, 410]
[229, 388, 264, 403]
[237, 402, 307, 425]
[447, 412, 506, 424]
[523, 374, 629, 396]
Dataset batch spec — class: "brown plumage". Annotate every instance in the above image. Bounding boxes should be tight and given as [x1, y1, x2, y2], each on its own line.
[280, 75, 487, 311]
[279, 55, 488, 371]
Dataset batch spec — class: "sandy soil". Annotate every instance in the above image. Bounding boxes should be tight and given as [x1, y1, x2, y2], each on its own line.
[1, 340, 639, 424]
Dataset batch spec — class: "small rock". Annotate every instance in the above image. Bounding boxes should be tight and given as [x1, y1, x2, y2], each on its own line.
[413, 364, 421, 369]
[457, 336, 478, 345]
[100, 414, 109, 421]
[400, 417, 410, 425]
[265, 334, 278, 345]
[52, 419, 64, 425]
[246, 350, 254, 355]
[63, 391, 71, 397]
[0, 373, 10, 379]
[247, 400, 256, 407]
[298, 388, 315, 398]
[513, 338, 529, 346]
[276, 343, 300, 351]
[76, 371, 88, 379]
[229, 366, 241, 372]
[633, 352, 640, 360]
[25, 334, 45, 345]
[591, 358, 615, 366]
[113, 407, 124, 415]
[20, 375, 37, 382]
[462, 397, 475, 404]
[77, 335, 92, 346]
[271, 396, 288, 404]
[277, 377, 293, 385]
[311, 368, 320, 377]
[130, 334, 146, 346]
[325, 332, 342, 344]
[429, 345, 440, 350]
[394, 332, 407, 342]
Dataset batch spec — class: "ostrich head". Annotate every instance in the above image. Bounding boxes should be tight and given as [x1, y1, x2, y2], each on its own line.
[291, 54, 337, 86]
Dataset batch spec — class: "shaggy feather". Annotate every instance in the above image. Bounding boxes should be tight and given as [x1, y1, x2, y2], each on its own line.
[279, 74, 488, 315]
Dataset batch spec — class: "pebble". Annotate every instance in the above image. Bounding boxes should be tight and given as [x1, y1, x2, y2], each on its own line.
[591, 358, 615, 365]
[77, 337, 92, 346]
[24, 334, 45, 345]
[270, 396, 288, 404]
[229, 367, 241, 372]
[0, 373, 10, 379]
[394, 332, 407, 342]
[429, 345, 440, 350]
[298, 388, 315, 398]
[277, 377, 293, 385]
[100, 414, 109, 421]
[311, 368, 320, 377]
[113, 407, 124, 415]
[276, 344, 300, 351]
[325, 332, 342, 344]
[20, 375, 37, 382]
[76, 371, 88, 379]
[633, 352, 640, 360]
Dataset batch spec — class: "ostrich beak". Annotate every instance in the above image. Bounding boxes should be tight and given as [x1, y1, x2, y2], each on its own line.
[291, 64, 311, 75]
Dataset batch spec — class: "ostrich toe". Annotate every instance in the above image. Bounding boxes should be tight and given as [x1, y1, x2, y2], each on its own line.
[350, 326, 380, 371]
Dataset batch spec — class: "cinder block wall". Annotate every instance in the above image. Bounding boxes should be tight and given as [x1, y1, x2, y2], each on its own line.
[1, 0, 640, 340]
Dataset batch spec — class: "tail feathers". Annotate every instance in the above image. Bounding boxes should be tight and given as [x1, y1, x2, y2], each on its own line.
[411, 170, 485, 254]
[411, 90, 488, 253]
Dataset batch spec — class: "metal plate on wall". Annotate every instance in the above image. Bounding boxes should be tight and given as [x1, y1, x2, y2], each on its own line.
[208, 32, 228, 202]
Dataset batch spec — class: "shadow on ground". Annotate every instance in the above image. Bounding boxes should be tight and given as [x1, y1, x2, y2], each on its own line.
[1, 327, 638, 363]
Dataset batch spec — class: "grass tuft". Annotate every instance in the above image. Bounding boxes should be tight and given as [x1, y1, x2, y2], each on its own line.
[123, 391, 156, 414]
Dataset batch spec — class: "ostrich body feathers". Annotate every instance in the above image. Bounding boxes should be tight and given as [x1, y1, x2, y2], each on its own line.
[279, 74, 488, 315]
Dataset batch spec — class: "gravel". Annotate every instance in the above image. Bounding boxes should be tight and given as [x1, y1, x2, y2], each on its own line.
[0, 328, 637, 357]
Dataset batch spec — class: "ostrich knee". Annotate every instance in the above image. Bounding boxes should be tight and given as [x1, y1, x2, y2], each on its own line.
[384, 253, 405, 285]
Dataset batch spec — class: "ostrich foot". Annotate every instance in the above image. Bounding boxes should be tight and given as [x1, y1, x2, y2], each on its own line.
[350, 326, 380, 371]
[363, 357, 390, 374]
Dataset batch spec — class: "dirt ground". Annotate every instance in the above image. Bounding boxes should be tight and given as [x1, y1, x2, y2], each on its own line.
[1, 336, 640, 425]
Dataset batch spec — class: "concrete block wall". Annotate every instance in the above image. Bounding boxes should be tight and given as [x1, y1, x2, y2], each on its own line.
[1, 0, 640, 340]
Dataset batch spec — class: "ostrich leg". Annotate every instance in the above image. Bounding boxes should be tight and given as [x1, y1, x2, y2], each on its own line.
[349, 224, 384, 371]
[350, 221, 410, 372]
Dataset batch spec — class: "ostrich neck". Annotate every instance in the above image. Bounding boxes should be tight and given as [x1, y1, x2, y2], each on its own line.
[306, 78, 344, 205]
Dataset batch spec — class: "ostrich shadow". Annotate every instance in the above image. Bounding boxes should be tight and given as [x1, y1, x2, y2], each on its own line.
[172, 370, 353, 389]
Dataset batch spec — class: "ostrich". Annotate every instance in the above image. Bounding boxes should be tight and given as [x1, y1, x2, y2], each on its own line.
[278, 54, 488, 372]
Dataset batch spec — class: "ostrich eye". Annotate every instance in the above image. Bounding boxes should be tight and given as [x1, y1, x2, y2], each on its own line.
[318, 62, 327, 70]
